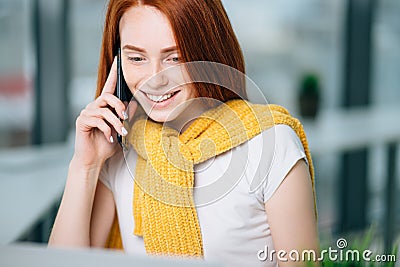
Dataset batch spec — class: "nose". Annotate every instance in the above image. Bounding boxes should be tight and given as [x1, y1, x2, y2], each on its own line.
[147, 61, 168, 89]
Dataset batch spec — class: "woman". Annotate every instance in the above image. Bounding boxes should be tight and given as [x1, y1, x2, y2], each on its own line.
[49, 0, 319, 266]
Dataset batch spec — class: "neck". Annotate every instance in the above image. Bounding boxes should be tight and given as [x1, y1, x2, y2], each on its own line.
[165, 99, 207, 133]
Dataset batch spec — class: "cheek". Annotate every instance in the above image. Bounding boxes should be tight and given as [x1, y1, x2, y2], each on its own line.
[122, 65, 145, 92]
[183, 85, 198, 99]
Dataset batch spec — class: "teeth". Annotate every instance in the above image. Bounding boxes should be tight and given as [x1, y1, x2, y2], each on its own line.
[146, 92, 175, 102]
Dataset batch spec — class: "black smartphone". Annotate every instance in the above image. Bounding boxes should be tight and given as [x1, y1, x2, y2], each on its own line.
[114, 47, 133, 149]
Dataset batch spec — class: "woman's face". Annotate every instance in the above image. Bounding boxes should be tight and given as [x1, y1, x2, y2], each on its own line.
[119, 5, 200, 126]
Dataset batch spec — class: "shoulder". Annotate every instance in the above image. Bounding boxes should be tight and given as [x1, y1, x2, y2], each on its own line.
[249, 124, 306, 161]
[246, 124, 308, 203]
[270, 124, 305, 157]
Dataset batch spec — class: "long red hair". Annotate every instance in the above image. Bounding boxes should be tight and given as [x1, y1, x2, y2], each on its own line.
[95, 0, 247, 102]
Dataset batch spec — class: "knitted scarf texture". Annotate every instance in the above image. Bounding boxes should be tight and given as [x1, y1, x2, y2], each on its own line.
[106, 99, 316, 256]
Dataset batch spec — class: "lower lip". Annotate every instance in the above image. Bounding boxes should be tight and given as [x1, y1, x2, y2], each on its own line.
[143, 90, 181, 109]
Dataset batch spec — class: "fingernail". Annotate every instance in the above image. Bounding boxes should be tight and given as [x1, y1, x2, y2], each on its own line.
[122, 127, 128, 136]
[110, 136, 114, 143]
[122, 111, 128, 120]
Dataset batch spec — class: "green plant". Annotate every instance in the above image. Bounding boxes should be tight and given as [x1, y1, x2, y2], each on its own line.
[300, 73, 320, 96]
[306, 227, 398, 267]
[298, 72, 321, 118]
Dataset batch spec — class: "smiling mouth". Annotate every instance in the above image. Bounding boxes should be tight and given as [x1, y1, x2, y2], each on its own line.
[144, 90, 180, 103]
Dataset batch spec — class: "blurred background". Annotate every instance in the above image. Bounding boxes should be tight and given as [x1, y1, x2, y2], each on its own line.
[0, 0, 399, 259]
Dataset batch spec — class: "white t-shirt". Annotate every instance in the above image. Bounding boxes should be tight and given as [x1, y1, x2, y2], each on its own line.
[99, 124, 307, 267]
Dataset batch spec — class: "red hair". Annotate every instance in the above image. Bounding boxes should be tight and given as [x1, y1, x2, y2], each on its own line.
[95, 0, 247, 103]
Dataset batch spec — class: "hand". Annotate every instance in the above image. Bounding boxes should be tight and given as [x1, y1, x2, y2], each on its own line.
[73, 57, 138, 169]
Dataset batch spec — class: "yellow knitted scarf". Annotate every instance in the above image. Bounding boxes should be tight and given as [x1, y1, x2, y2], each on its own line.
[106, 99, 316, 256]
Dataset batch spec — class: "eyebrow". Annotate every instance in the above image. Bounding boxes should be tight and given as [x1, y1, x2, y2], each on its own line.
[122, 44, 178, 54]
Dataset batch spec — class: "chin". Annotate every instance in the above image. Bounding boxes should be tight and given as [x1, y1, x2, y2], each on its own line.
[147, 113, 176, 123]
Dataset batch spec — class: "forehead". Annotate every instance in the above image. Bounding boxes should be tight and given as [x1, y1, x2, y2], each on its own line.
[119, 5, 176, 47]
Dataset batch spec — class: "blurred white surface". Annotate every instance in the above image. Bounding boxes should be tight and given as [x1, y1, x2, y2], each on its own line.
[303, 105, 400, 155]
[0, 243, 221, 267]
[0, 134, 74, 244]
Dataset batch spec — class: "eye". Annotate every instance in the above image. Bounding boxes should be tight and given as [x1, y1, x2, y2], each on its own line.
[166, 56, 181, 63]
[128, 56, 145, 62]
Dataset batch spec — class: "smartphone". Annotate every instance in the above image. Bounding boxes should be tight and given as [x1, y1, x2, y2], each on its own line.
[114, 47, 133, 149]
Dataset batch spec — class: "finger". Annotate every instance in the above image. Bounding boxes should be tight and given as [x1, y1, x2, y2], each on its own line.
[101, 56, 118, 95]
[83, 108, 127, 137]
[90, 93, 126, 120]
[81, 115, 114, 144]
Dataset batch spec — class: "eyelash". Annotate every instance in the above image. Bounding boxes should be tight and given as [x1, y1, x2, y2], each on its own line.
[127, 56, 181, 63]
[168, 57, 180, 63]
[128, 56, 145, 62]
